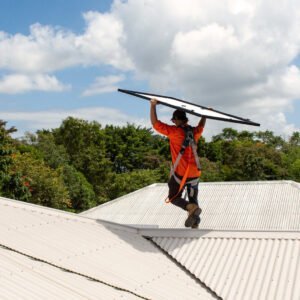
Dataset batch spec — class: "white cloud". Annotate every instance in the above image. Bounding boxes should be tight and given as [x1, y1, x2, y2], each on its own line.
[0, 13, 132, 74]
[82, 75, 125, 96]
[0, 11, 132, 94]
[0, 74, 70, 94]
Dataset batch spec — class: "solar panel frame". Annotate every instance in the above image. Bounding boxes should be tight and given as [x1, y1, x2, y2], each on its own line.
[118, 88, 260, 126]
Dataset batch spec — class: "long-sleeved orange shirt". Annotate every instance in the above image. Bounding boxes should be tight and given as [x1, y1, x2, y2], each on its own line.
[153, 120, 204, 177]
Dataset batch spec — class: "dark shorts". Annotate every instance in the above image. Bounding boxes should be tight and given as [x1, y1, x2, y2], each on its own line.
[168, 174, 199, 210]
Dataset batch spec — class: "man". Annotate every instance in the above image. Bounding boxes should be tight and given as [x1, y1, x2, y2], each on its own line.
[150, 98, 206, 228]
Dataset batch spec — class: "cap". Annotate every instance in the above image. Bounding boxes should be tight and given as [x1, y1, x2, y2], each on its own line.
[171, 109, 188, 121]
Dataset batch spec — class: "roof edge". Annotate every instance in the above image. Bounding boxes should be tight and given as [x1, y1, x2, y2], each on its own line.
[97, 219, 300, 239]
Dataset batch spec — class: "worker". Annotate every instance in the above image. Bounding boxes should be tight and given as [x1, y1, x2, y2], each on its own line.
[150, 98, 206, 228]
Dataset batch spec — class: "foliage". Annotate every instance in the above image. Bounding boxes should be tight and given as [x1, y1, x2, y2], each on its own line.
[106, 169, 163, 200]
[34, 130, 70, 168]
[104, 124, 166, 172]
[53, 117, 112, 195]
[0, 120, 32, 200]
[60, 165, 96, 212]
[12, 153, 71, 209]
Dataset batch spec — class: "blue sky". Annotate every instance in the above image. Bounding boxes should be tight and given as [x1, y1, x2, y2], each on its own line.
[0, 0, 299, 139]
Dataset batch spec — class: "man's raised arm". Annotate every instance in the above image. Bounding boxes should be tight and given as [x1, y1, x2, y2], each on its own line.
[198, 116, 206, 128]
[150, 98, 159, 126]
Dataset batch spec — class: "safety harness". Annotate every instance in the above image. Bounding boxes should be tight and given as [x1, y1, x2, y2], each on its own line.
[166, 125, 201, 203]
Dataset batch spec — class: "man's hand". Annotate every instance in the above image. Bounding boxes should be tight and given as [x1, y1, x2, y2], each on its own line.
[150, 98, 159, 106]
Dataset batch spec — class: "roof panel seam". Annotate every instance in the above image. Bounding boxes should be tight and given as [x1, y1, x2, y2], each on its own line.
[0, 242, 151, 300]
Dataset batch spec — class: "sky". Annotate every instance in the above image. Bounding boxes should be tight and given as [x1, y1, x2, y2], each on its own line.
[0, 0, 300, 140]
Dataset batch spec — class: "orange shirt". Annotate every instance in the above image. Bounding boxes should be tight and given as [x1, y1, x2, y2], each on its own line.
[153, 120, 204, 177]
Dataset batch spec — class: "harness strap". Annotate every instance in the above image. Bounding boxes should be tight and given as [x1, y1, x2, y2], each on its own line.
[191, 142, 201, 170]
[165, 164, 190, 203]
[173, 174, 199, 186]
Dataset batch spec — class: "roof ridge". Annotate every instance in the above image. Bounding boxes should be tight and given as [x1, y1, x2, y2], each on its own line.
[97, 220, 300, 239]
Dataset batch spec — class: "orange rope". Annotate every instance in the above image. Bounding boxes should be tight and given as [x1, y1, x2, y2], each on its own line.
[165, 149, 192, 203]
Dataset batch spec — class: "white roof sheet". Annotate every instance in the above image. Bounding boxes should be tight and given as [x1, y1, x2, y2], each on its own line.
[151, 231, 300, 300]
[0, 247, 139, 300]
[82, 181, 300, 230]
[0, 196, 214, 300]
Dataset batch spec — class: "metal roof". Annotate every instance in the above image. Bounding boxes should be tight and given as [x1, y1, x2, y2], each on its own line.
[0, 196, 214, 300]
[97, 221, 300, 300]
[0, 247, 140, 300]
[81, 181, 300, 230]
[151, 231, 300, 300]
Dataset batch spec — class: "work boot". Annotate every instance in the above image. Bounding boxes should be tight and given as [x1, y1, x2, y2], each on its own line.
[192, 216, 201, 229]
[185, 204, 201, 228]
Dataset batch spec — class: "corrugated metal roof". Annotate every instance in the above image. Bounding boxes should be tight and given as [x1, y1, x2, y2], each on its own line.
[0, 247, 140, 300]
[81, 181, 300, 230]
[0, 196, 214, 300]
[152, 231, 300, 300]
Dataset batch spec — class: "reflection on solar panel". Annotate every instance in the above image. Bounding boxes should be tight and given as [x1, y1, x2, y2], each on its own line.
[118, 88, 260, 126]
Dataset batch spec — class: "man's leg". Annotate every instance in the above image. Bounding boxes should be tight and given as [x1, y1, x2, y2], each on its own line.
[187, 182, 201, 228]
[168, 175, 201, 227]
[168, 175, 187, 209]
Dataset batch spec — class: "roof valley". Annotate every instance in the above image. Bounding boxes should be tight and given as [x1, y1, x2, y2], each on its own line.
[145, 236, 223, 300]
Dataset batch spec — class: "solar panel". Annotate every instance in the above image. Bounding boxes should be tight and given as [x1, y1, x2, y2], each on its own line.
[118, 88, 260, 126]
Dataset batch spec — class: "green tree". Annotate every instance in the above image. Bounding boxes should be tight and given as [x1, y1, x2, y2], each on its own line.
[255, 130, 285, 148]
[105, 169, 162, 200]
[12, 153, 70, 209]
[35, 130, 69, 169]
[289, 132, 300, 146]
[212, 128, 239, 142]
[289, 159, 300, 181]
[199, 157, 224, 182]
[104, 124, 165, 173]
[54, 117, 112, 197]
[61, 165, 96, 212]
[0, 121, 32, 200]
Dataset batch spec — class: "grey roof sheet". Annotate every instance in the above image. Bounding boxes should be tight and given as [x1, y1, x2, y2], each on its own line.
[97, 221, 300, 300]
[151, 231, 300, 300]
[82, 181, 300, 230]
[0, 196, 214, 300]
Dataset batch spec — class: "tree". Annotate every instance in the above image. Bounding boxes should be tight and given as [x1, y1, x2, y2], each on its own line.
[0, 120, 32, 200]
[54, 117, 112, 196]
[105, 169, 163, 200]
[35, 130, 70, 169]
[199, 158, 224, 182]
[12, 153, 70, 209]
[289, 159, 300, 181]
[104, 124, 165, 173]
[255, 130, 285, 148]
[61, 165, 96, 212]
[212, 128, 239, 142]
[289, 132, 300, 146]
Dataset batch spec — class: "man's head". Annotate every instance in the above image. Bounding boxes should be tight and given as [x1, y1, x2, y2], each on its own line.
[171, 109, 188, 126]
